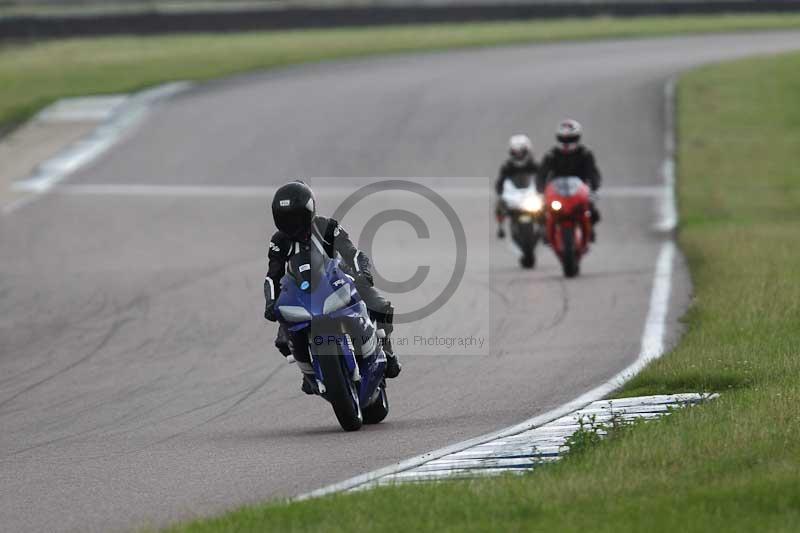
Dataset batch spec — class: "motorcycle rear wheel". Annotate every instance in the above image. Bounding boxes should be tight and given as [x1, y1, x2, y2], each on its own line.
[362, 383, 389, 424]
[316, 342, 363, 431]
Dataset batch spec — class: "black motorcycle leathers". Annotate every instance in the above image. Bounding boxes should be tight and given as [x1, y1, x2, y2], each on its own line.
[537, 145, 602, 228]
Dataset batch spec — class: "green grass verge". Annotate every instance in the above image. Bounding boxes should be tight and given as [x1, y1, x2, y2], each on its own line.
[160, 48, 800, 533]
[3, 13, 800, 130]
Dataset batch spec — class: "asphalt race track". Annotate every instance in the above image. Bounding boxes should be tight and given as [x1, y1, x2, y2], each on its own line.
[2, 31, 799, 532]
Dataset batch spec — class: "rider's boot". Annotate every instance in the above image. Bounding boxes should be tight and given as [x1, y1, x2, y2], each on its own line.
[496, 210, 506, 239]
[301, 374, 317, 395]
[360, 288, 401, 379]
[275, 324, 292, 357]
[279, 330, 316, 394]
[383, 335, 401, 378]
[296, 361, 317, 395]
[589, 203, 600, 243]
[379, 307, 401, 378]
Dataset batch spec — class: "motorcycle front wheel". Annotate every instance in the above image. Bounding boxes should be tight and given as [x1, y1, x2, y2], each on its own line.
[316, 340, 363, 431]
[560, 226, 580, 278]
[513, 219, 537, 269]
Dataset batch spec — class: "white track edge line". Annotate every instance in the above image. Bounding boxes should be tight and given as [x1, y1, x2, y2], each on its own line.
[4, 82, 190, 215]
[295, 75, 680, 501]
[656, 78, 678, 233]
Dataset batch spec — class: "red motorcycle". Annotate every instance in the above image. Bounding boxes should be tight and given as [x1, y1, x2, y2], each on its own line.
[544, 176, 593, 278]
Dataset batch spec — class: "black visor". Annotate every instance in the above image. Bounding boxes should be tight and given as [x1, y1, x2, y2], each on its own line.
[276, 208, 313, 239]
[557, 134, 580, 144]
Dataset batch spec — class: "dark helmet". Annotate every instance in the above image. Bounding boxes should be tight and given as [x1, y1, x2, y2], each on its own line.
[272, 180, 316, 240]
[556, 119, 582, 153]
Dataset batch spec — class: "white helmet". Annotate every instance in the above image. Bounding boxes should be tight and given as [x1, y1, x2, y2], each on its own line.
[556, 119, 582, 153]
[509, 134, 533, 167]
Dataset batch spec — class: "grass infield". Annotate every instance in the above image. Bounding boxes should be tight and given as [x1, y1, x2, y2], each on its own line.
[157, 49, 800, 533]
[3, 14, 800, 130]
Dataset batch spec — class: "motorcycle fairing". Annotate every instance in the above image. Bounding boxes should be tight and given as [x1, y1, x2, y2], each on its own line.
[275, 250, 386, 405]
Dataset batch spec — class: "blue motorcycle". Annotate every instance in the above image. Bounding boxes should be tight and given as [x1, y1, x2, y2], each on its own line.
[275, 244, 390, 431]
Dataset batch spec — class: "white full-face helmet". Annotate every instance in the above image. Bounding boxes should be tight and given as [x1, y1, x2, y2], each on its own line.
[556, 119, 582, 153]
[509, 134, 533, 167]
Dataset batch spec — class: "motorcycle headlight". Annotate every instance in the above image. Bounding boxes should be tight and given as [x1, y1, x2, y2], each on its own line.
[323, 284, 352, 314]
[551, 200, 562, 211]
[522, 194, 543, 213]
[278, 305, 312, 322]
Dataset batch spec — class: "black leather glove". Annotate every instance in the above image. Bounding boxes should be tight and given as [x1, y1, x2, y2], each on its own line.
[357, 268, 374, 287]
[275, 329, 292, 357]
[354, 251, 374, 286]
[264, 300, 277, 322]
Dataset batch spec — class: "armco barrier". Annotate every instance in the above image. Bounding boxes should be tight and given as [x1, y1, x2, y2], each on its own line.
[2, 1, 800, 40]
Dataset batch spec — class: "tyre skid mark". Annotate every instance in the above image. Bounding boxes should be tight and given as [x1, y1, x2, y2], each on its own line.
[0, 315, 134, 412]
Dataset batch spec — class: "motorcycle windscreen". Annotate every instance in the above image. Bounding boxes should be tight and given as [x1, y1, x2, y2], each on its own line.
[287, 244, 328, 293]
[550, 176, 584, 197]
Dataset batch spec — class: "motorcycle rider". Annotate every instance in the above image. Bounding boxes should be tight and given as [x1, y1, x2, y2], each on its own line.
[263, 181, 401, 393]
[537, 119, 602, 241]
[495, 134, 539, 239]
